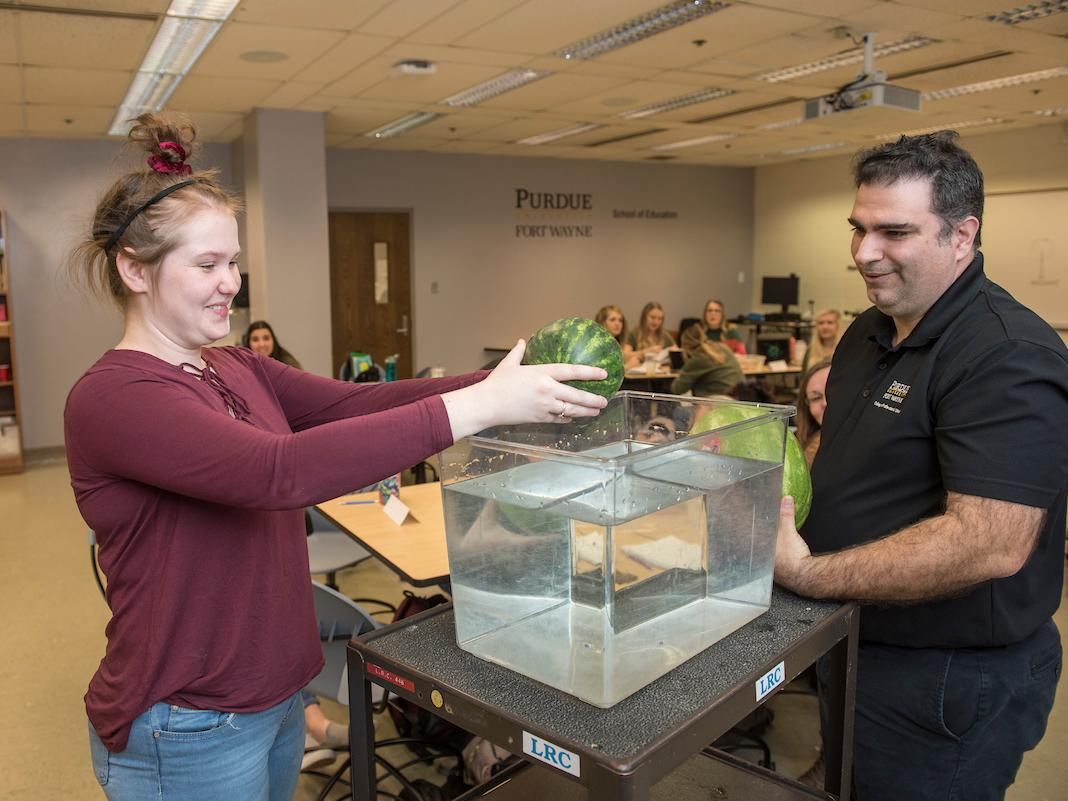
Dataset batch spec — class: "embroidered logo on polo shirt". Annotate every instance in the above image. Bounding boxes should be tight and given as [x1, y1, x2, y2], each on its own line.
[874, 379, 910, 415]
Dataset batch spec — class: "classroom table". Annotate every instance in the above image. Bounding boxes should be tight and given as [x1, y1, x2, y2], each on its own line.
[315, 481, 449, 587]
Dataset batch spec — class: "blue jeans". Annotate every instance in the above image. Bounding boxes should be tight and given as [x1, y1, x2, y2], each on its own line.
[820, 619, 1061, 801]
[88, 691, 304, 801]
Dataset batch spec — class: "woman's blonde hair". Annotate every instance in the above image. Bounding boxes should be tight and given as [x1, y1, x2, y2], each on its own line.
[680, 323, 729, 364]
[806, 309, 842, 364]
[594, 304, 627, 344]
[635, 301, 666, 350]
[796, 358, 833, 450]
[68, 111, 242, 309]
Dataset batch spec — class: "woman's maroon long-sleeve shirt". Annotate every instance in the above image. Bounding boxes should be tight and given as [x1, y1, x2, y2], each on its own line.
[64, 346, 483, 751]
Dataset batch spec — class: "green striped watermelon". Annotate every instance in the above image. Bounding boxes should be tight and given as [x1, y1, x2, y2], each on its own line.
[523, 317, 624, 399]
[692, 405, 812, 527]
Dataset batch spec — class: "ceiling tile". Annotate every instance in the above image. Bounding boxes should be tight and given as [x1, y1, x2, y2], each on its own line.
[0, 103, 25, 133]
[23, 66, 130, 106]
[0, 11, 18, 64]
[232, 0, 390, 29]
[295, 33, 396, 84]
[19, 11, 155, 71]
[406, 0, 527, 45]
[192, 23, 347, 80]
[260, 81, 326, 109]
[359, 0, 468, 38]
[25, 103, 114, 136]
[0, 65, 21, 102]
[169, 75, 285, 113]
[453, 0, 667, 55]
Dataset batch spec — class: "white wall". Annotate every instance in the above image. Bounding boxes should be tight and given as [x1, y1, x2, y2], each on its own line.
[0, 138, 232, 450]
[326, 149, 754, 376]
[753, 124, 1068, 342]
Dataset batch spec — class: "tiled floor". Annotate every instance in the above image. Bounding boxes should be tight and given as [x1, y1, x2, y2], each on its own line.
[2, 461, 1064, 800]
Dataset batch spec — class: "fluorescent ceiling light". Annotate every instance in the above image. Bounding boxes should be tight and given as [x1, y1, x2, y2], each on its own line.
[554, 0, 730, 61]
[517, 123, 604, 145]
[364, 112, 444, 139]
[876, 117, 1007, 139]
[770, 141, 847, 157]
[755, 36, 938, 83]
[617, 87, 735, 119]
[758, 117, 804, 130]
[651, 132, 736, 151]
[1034, 106, 1068, 116]
[108, 0, 240, 136]
[924, 66, 1068, 100]
[986, 1, 1068, 25]
[440, 69, 552, 107]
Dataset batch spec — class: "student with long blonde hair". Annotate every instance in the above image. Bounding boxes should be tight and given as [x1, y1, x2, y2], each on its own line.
[804, 309, 842, 368]
[625, 301, 675, 363]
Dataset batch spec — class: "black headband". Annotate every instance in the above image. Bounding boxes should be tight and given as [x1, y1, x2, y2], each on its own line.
[104, 178, 198, 255]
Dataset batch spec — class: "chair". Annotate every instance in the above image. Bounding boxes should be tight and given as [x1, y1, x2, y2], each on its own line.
[307, 506, 396, 618]
[339, 359, 384, 382]
[678, 316, 702, 339]
[89, 529, 106, 600]
[306, 506, 373, 591]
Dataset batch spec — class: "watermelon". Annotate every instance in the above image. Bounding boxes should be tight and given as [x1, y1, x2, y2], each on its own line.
[523, 317, 624, 399]
[692, 405, 812, 527]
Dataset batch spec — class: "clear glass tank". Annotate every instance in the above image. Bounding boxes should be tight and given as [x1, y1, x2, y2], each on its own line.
[438, 391, 791, 707]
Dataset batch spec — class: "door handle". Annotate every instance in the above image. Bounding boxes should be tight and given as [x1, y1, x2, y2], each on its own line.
[397, 314, 409, 336]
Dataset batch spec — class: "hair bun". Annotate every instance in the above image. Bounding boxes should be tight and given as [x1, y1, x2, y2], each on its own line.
[128, 111, 196, 175]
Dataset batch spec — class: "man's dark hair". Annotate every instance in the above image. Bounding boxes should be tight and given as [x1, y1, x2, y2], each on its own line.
[852, 130, 984, 247]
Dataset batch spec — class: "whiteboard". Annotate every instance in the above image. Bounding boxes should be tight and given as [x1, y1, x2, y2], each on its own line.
[981, 189, 1068, 331]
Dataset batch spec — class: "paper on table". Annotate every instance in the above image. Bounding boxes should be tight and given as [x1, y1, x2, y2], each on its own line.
[767, 359, 789, 371]
[382, 494, 418, 526]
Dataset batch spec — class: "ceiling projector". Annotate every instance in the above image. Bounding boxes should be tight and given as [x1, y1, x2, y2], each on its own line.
[803, 33, 922, 120]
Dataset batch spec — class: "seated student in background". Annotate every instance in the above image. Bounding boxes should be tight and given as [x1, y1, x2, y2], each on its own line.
[244, 320, 301, 368]
[625, 302, 675, 363]
[803, 309, 842, 369]
[595, 304, 640, 369]
[703, 298, 746, 353]
[795, 358, 831, 467]
[671, 324, 744, 398]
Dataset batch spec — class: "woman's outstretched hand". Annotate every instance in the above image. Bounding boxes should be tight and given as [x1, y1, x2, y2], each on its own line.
[442, 339, 609, 440]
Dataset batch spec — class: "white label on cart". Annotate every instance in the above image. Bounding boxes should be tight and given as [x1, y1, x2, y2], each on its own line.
[523, 731, 581, 777]
[756, 660, 786, 702]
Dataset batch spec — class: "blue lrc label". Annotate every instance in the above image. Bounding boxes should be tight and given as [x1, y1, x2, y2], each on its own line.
[523, 731, 581, 777]
[756, 660, 786, 702]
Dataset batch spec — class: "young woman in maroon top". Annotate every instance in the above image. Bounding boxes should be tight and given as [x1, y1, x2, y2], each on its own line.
[65, 112, 607, 801]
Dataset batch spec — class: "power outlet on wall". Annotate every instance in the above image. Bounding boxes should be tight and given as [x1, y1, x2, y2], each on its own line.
[737, 271, 745, 284]
[430, 281, 439, 294]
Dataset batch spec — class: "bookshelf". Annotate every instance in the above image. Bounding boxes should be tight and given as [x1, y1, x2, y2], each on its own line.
[0, 209, 24, 473]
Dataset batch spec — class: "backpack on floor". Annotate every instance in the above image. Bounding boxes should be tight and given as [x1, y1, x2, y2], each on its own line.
[386, 591, 473, 761]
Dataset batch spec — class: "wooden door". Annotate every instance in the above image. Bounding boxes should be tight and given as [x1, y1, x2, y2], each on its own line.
[328, 212, 413, 379]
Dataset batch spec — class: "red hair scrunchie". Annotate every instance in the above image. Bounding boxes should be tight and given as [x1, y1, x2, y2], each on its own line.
[147, 141, 192, 175]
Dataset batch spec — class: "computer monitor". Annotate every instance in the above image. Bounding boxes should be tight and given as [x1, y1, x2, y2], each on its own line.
[761, 274, 799, 314]
[233, 272, 250, 309]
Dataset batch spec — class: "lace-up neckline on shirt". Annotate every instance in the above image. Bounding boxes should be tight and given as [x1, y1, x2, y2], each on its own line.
[178, 358, 251, 422]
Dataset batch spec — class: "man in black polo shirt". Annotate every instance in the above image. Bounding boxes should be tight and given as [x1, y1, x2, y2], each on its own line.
[775, 132, 1067, 800]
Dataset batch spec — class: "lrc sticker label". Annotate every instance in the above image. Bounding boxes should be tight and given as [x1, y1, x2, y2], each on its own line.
[756, 660, 785, 702]
[523, 731, 581, 777]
